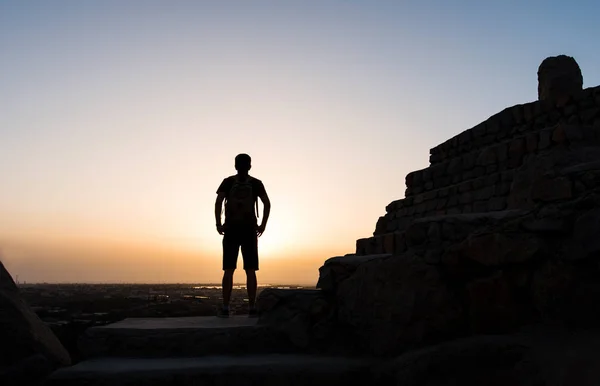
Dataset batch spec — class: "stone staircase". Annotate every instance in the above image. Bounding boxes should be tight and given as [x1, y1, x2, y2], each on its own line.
[357, 84, 600, 256]
[45, 307, 374, 386]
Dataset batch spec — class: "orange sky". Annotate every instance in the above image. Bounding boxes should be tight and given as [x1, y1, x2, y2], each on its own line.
[2, 1, 599, 284]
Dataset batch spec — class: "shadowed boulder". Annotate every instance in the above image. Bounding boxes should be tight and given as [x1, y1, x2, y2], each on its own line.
[0, 261, 71, 385]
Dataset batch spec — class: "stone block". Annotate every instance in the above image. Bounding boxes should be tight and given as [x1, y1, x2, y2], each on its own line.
[462, 170, 474, 181]
[494, 182, 511, 196]
[414, 194, 424, 204]
[405, 223, 428, 247]
[374, 216, 388, 235]
[552, 124, 567, 144]
[489, 197, 507, 211]
[485, 164, 498, 174]
[422, 168, 432, 182]
[447, 158, 463, 175]
[567, 115, 581, 125]
[467, 272, 522, 333]
[472, 177, 485, 190]
[473, 201, 488, 213]
[423, 190, 437, 201]
[447, 196, 459, 207]
[563, 125, 584, 143]
[476, 148, 496, 166]
[394, 232, 407, 254]
[436, 198, 448, 210]
[507, 138, 525, 168]
[356, 238, 369, 255]
[531, 176, 572, 202]
[525, 133, 538, 153]
[580, 107, 600, 124]
[383, 233, 395, 254]
[495, 142, 508, 162]
[485, 173, 500, 186]
[458, 181, 472, 193]
[511, 104, 524, 124]
[538, 129, 552, 150]
[473, 166, 486, 177]
[474, 186, 494, 201]
[459, 192, 473, 205]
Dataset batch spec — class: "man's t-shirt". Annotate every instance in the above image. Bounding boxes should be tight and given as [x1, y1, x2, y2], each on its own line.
[217, 175, 266, 228]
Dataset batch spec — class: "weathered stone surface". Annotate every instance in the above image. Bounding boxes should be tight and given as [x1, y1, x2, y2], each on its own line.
[452, 232, 547, 266]
[531, 259, 600, 326]
[336, 254, 463, 356]
[374, 335, 542, 386]
[570, 208, 600, 260]
[0, 261, 71, 382]
[0, 263, 71, 386]
[466, 271, 530, 333]
[79, 315, 295, 358]
[257, 289, 335, 350]
[316, 254, 391, 294]
[538, 55, 583, 105]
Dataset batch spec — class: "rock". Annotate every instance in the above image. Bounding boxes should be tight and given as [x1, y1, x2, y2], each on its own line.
[0, 261, 71, 384]
[538, 55, 583, 105]
[451, 231, 547, 267]
[571, 208, 600, 260]
[316, 254, 391, 294]
[466, 271, 530, 333]
[373, 335, 542, 386]
[257, 289, 335, 350]
[531, 259, 600, 326]
[531, 176, 572, 202]
[336, 254, 463, 356]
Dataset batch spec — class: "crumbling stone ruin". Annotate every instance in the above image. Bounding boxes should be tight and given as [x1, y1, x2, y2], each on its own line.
[260, 55, 600, 362]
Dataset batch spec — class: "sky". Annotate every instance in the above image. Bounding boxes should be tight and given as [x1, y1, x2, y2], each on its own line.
[1, 1, 599, 285]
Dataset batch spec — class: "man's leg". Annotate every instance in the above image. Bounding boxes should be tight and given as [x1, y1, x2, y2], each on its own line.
[245, 269, 257, 308]
[222, 269, 235, 308]
[220, 229, 239, 317]
[241, 228, 259, 315]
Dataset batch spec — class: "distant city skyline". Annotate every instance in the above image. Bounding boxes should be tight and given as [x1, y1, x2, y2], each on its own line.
[2, 1, 600, 284]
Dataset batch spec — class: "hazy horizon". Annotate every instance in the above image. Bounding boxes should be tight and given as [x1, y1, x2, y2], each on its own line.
[2, 1, 600, 284]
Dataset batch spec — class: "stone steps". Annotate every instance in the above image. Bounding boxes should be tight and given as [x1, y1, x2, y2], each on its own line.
[372, 122, 600, 236]
[428, 85, 600, 165]
[78, 316, 299, 359]
[45, 355, 375, 386]
[358, 210, 528, 255]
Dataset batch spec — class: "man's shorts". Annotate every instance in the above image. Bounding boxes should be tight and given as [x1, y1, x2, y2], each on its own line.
[222, 225, 259, 271]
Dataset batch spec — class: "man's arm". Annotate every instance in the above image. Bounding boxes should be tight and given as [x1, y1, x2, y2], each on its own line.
[215, 192, 226, 234]
[257, 191, 270, 236]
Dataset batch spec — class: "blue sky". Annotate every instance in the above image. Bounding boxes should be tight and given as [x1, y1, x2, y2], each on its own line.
[1, 1, 599, 283]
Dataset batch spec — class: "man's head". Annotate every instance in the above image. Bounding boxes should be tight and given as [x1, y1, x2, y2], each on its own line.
[235, 153, 252, 173]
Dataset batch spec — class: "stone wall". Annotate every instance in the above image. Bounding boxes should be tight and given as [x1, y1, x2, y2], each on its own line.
[357, 85, 600, 256]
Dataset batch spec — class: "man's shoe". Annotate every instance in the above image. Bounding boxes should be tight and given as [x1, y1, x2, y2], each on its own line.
[217, 308, 230, 318]
[248, 308, 258, 318]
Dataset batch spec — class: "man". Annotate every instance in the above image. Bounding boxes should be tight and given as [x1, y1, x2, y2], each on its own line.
[215, 153, 270, 318]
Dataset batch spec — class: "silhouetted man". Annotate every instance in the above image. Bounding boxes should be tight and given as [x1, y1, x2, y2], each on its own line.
[215, 154, 270, 318]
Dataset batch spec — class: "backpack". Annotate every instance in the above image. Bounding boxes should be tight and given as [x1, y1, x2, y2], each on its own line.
[225, 176, 259, 224]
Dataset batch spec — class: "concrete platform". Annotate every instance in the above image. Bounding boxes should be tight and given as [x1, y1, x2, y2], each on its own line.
[79, 316, 298, 358]
[46, 355, 374, 386]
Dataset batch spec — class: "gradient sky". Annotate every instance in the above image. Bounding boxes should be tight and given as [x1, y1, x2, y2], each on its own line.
[1, 1, 599, 285]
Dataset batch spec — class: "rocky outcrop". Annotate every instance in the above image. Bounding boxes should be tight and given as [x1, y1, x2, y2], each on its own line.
[257, 56, 600, 359]
[257, 289, 337, 352]
[374, 326, 600, 386]
[0, 261, 71, 385]
[538, 54, 583, 105]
